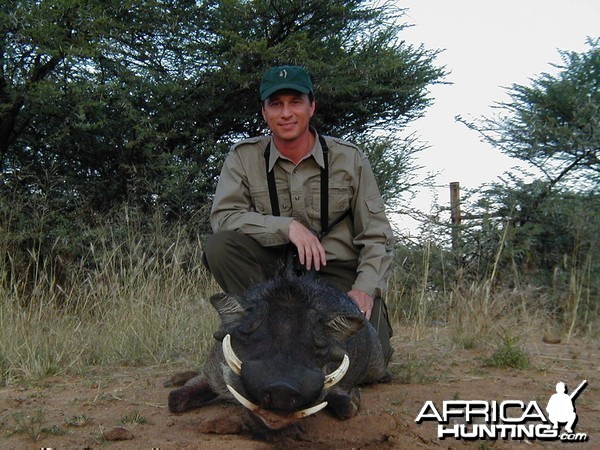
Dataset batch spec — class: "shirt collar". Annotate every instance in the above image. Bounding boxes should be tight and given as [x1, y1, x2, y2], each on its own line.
[267, 127, 325, 171]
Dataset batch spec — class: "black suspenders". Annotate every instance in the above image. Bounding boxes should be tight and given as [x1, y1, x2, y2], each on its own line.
[263, 135, 350, 238]
[264, 143, 282, 217]
[318, 135, 329, 234]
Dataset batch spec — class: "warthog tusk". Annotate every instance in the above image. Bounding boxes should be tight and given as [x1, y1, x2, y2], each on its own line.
[323, 354, 349, 389]
[292, 401, 328, 418]
[227, 384, 259, 411]
[222, 334, 242, 376]
[226, 384, 328, 419]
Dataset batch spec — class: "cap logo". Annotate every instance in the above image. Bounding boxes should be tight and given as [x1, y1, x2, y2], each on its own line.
[279, 69, 288, 78]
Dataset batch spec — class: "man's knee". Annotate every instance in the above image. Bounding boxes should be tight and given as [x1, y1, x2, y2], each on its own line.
[202, 231, 286, 293]
[203, 230, 255, 271]
[202, 231, 270, 294]
[204, 231, 237, 259]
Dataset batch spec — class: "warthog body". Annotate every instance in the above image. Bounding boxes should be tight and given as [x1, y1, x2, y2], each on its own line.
[167, 272, 387, 429]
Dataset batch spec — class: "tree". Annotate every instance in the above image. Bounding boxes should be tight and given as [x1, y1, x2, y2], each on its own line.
[1, 0, 202, 210]
[1, 0, 444, 230]
[457, 38, 600, 261]
[453, 41, 600, 328]
[176, 0, 444, 215]
[468, 38, 600, 195]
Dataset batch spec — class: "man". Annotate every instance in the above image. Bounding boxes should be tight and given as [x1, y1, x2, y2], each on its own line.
[546, 382, 580, 434]
[203, 65, 395, 364]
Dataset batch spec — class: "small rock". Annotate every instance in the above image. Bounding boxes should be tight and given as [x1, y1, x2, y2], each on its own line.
[199, 417, 243, 434]
[543, 334, 561, 344]
[103, 426, 134, 441]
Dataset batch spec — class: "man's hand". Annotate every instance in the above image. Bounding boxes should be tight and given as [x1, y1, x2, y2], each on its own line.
[347, 289, 374, 320]
[288, 220, 327, 271]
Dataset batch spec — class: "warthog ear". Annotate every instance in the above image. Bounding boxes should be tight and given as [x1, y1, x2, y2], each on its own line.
[210, 293, 245, 325]
[326, 314, 364, 340]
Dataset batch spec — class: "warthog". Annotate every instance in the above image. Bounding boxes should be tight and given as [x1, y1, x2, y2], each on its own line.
[167, 272, 388, 430]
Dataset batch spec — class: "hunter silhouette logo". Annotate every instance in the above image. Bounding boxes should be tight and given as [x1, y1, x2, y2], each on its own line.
[416, 379, 589, 442]
[546, 380, 587, 434]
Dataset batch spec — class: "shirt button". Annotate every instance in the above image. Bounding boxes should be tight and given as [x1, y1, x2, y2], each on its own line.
[294, 195, 300, 200]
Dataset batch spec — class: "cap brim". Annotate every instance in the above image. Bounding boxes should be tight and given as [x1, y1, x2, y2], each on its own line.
[261, 83, 311, 100]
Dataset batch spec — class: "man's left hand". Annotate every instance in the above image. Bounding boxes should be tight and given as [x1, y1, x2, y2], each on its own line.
[347, 289, 373, 320]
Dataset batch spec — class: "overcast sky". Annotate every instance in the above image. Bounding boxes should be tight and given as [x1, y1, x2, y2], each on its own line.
[394, 0, 600, 234]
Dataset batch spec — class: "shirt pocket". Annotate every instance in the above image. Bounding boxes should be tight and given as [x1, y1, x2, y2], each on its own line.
[365, 194, 386, 216]
[250, 186, 292, 215]
[308, 185, 352, 223]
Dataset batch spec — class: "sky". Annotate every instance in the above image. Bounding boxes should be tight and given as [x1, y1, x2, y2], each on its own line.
[393, 0, 600, 235]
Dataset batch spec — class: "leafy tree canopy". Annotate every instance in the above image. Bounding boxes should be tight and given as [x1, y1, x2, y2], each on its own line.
[452, 40, 600, 303]
[1, 0, 444, 235]
[468, 38, 600, 194]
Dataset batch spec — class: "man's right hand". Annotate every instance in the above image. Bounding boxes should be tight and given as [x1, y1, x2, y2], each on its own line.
[288, 220, 327, 271]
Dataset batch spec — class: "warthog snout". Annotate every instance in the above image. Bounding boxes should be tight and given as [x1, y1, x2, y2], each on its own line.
[261, 382, 302, 411]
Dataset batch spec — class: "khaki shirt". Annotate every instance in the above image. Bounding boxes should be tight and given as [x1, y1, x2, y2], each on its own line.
[210, 132, 394, 298]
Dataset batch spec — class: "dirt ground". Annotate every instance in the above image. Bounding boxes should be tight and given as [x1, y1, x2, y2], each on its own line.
[1, 327, 598, 449]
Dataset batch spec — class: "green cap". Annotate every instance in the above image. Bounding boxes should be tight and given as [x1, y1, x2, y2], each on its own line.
[260, 65, 313, 100]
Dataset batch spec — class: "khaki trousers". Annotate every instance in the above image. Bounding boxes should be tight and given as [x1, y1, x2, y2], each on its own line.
[202, 230, 393, 364]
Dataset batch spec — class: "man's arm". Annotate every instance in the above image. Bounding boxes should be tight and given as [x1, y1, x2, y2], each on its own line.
[210, 149, 293, 247]
[349, 151, 395, 300]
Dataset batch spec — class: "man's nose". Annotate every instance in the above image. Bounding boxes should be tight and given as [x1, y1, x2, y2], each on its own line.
[281, 103, 293, 117]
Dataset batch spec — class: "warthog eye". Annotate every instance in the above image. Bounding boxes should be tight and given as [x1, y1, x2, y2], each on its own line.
[237, 305, 266, 335]
[313, 332, 329, 348]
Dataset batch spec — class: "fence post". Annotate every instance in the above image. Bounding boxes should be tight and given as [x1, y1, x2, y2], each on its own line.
[450, 182, 462, 261]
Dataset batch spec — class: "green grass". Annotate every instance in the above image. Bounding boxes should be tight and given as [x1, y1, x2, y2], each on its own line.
[482, 335, 531, 369]
[120, 410, 150, 426]
[8, 409, 46, 442]
[65, 414, 92, 427]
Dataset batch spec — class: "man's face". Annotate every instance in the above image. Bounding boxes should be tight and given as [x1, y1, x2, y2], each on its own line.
[261, 90, 315, 143]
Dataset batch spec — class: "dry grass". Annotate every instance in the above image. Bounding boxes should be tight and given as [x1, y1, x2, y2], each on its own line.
[445, 281, 546, 350]
[0, 234, 220, 385]
[0, 224, 595, 386]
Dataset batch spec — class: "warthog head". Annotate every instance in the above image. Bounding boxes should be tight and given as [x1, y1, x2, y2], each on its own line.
[211, 273, 367, 429]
